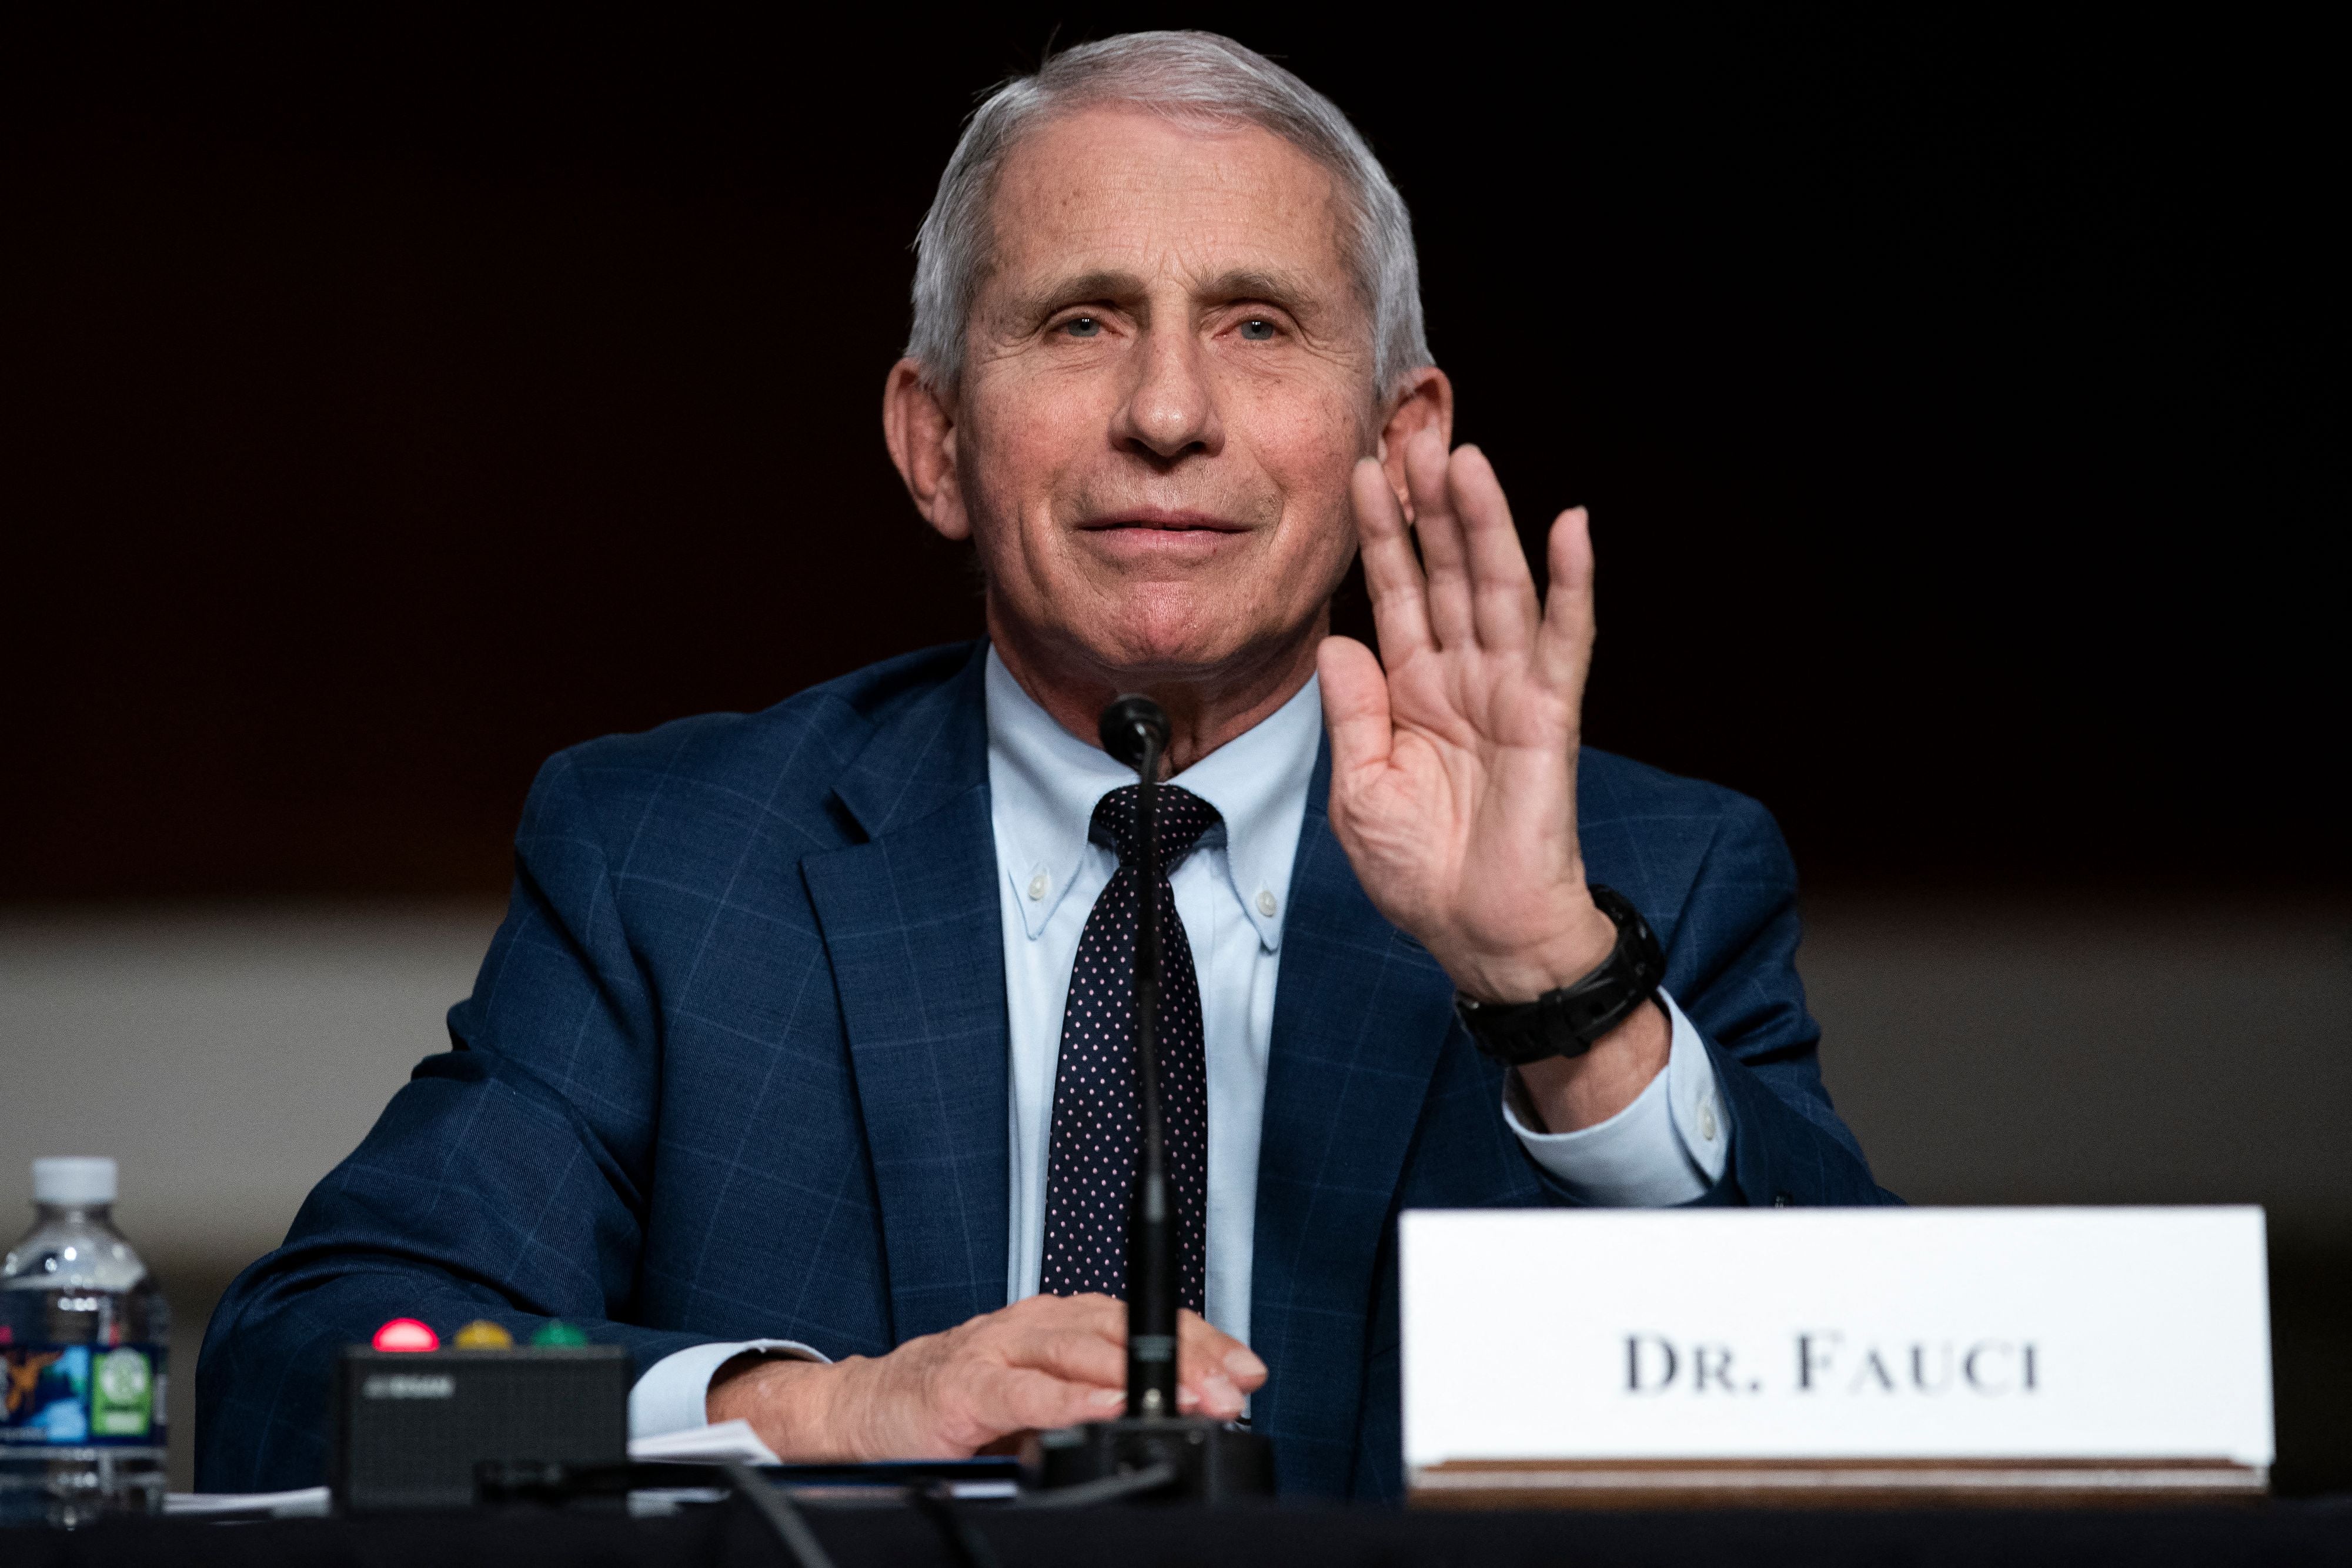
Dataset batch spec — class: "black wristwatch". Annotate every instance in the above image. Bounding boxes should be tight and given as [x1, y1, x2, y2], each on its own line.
[1452, 885, 1665, 1065]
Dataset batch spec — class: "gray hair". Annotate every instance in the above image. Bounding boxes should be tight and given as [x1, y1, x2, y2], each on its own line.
[906, 31, 1431, 399]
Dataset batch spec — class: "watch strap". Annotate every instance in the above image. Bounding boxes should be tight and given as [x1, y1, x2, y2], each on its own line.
[1452, 885, 1666, 1066]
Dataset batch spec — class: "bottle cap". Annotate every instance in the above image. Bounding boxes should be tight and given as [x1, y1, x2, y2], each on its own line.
[372, 1318, 440, 1352]
[32, 1157, 117, 1205]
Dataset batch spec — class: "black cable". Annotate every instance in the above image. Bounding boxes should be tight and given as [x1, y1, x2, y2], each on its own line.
[720, 1461, 841, 1568]
[908, 1481, 1005, 1568]
[1011, 1459, 1179, 1508]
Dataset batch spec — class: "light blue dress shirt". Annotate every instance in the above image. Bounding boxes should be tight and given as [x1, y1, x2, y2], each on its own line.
[629, 646, 1728, 1437]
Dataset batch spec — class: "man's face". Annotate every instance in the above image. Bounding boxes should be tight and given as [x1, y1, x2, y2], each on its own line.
[943, 107, 1381, 686]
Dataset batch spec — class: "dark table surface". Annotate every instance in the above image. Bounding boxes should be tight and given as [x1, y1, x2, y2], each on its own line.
[14, 1498, 2352, 1568]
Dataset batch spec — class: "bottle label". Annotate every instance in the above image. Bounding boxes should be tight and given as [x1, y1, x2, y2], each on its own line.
[0, 1344, 168, 1447]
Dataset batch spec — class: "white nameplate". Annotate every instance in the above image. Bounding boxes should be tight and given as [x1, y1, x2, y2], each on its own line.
[1400, 1208, 2271, 1499]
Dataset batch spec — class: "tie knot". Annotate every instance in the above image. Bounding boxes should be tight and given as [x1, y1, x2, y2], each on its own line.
[1090, 784, 1221, 872]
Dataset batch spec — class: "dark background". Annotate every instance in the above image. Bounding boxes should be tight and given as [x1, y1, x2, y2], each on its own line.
[2, 9, 2337, 901]
[1, 9, 2344, 1500]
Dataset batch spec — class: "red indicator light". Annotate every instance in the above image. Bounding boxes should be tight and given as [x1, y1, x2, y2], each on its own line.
[372, 1318, 440, 1352]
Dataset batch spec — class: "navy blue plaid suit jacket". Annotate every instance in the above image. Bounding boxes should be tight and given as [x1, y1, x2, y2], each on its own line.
[197, 641, 1889, 1497]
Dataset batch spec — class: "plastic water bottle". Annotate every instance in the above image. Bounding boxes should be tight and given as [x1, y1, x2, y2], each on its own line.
[1, 1158, 169, 1526]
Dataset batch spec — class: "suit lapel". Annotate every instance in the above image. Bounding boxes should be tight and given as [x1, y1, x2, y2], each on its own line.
[1249, 738, 1459, 1480]
[801, 648, 1011, 1342]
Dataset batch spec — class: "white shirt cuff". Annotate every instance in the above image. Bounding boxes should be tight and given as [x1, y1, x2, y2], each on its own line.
[628, 1338, 829, 1439]
[1501, 990, 1728, 1205]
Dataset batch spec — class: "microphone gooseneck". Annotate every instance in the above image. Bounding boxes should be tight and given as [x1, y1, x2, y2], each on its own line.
[1036, 697, 1275, 1500]
[1101, 694, 1180, 1420]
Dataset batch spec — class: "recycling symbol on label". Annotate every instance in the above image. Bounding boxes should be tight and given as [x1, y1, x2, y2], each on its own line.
[97, 1349, 149, 1403]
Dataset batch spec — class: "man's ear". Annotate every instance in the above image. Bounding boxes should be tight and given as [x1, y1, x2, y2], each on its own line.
[882, 358, 970, 541]
[1374, 366, 1454, 521]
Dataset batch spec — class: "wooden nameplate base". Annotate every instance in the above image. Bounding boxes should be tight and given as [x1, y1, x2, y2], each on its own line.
[1409, 1456, 2268, 1510]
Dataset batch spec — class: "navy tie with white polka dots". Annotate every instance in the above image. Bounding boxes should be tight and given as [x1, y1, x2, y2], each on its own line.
[1038, 783, 1220, 1313]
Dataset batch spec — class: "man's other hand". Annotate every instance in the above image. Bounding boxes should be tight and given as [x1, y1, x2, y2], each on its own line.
[706, 1293, 1267, 1461]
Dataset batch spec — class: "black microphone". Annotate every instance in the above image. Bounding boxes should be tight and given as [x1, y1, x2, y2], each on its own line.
[1097, 695, 1170, 775]
[1032, 698, 1274, 1502]
[1097, 695, 1178, 1420]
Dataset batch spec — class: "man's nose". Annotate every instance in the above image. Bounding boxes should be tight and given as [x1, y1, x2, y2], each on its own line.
[1112, 328, 1223, 462]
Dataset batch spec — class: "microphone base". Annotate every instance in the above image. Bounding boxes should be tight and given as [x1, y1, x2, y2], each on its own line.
[1036, 1416, 1275, 1503]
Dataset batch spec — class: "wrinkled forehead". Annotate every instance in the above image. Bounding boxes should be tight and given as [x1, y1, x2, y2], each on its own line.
[979, 106, 1361, 313]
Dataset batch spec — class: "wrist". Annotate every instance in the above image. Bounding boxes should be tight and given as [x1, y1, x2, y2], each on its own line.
[1516, 996, 1671, 1130]
[708, 1354, 846, 1460]
[1451, 898, 1618, 1004]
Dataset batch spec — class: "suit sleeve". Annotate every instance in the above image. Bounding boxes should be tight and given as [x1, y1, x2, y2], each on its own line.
[195, 750, 709, 1491]
[1668, 791, 1897, 1207]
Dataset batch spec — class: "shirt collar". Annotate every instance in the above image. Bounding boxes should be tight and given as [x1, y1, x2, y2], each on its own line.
[984, 645, 1321, 951]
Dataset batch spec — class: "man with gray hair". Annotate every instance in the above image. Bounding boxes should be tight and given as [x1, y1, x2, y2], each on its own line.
[200, 31, 1886, 1499]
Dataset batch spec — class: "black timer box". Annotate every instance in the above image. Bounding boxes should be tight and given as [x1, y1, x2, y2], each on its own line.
[329, 1345, 630, 1512]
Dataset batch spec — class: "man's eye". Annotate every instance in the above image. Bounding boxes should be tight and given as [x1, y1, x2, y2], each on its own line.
[1061, 316, 1102, 338]
[1238, 318, 1277, 341]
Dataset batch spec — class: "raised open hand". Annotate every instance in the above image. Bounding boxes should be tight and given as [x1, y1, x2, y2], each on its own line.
[1316, 424, 1617, 1008]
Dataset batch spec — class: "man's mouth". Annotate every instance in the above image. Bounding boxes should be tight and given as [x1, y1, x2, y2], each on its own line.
[1078, 509, 1251, 534]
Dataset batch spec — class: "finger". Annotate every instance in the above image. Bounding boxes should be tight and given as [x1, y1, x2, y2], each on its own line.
[1176, 1311, 1262, 1388]
[970, 1365, 1128, 1442]
[1535, 506, 1597, 691]
[1003, 1323, 1128, 1389]
[1176, 1311, 1265, 1420]
[1349, 457, 1432, 662]
[989, 1303, 1129, 1390]
[1404, 425, 1474, 648]
[1448, 444, 1539, 653]
[1004, 1291, 1128, 1344]
[1317, 636, 1393, 795]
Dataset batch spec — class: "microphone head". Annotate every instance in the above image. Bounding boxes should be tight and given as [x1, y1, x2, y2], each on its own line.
[1098, 694, 1171, 773]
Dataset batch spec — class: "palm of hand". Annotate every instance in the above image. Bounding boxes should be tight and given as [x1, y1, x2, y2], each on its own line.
[1318, 429, 1609, 1002]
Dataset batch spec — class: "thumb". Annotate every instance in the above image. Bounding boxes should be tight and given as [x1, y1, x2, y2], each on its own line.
[1317, 635, 1392, 793]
